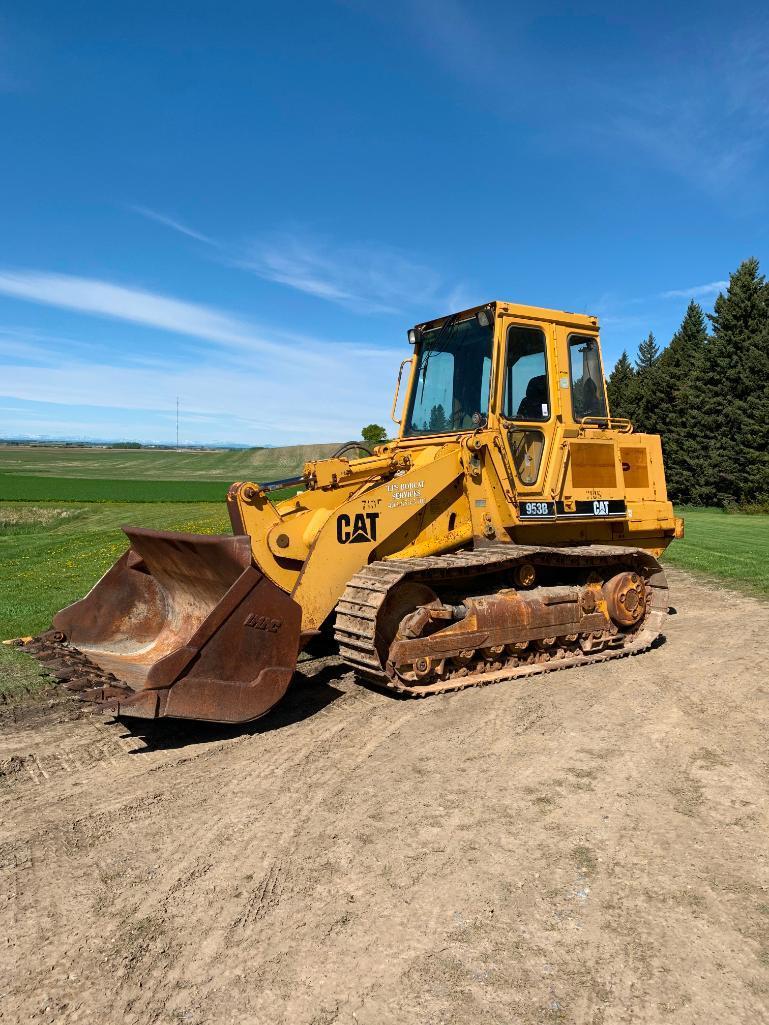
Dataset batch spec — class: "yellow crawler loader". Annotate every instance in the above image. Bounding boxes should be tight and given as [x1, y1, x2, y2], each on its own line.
[20, 301, 683, 722]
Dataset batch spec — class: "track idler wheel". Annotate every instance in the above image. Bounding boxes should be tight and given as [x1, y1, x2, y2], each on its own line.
[603, 571, 647, 627]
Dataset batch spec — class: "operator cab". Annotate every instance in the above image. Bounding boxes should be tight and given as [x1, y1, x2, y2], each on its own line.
[402, 302, 609, 440]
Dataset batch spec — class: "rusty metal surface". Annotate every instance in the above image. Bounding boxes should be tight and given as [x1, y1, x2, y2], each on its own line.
[334, 544, 668, 696]
[602, 571, 646, 626]
[22, 527, 302, 724]
[388, 586, 611, 672]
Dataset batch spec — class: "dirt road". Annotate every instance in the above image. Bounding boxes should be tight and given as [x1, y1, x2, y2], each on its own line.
[1, 567, 768, 1025]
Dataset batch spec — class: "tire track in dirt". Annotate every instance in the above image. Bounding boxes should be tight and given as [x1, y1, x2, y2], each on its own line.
[2, 570, 769, 1024]
[110, 689, 421, 1020]
[0, 668, 409, 1021]
[0, 718, 142, 788]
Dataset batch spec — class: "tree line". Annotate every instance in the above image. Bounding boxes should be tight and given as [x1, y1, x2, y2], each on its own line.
[607, 258, 769, 506]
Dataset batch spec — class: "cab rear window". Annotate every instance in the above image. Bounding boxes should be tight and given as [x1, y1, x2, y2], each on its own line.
[569, 335, 608, 420]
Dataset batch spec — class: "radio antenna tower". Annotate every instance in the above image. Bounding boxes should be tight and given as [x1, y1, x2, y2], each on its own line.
[176, 396, 180, 450]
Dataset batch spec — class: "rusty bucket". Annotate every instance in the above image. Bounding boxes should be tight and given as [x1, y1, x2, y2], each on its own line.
[46, 526, 302, 723]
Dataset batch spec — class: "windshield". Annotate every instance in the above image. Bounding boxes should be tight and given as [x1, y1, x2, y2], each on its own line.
[402, 316, 493, 436]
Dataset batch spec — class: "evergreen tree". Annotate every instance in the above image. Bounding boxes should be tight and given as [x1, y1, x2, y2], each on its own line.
[690, 258, 769, 503]
[631, 332, 661, 433]
[654, 302, 708, 503]
[635, 332, 661, 371]
[428, 404, 447, 432]
[606, 350, 635, 420]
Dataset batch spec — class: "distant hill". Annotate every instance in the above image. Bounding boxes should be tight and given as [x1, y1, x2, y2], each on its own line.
[0, 442, 348, 483]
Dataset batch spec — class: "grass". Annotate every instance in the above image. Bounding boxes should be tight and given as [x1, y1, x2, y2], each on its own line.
[0, 644, 54, 705]
[0, 442, 344, 482]
[664, 507, 769, 597]
[0, 476, 300, 503]
[0, 501, 231, 641]
[0, 506, 86, 534]
[0, 474, 234, 502]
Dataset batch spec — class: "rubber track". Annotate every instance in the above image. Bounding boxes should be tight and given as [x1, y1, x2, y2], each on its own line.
[334, 543, 669, 697]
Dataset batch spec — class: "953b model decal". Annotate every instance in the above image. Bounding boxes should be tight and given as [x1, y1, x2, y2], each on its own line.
[519, 500, 627, 520]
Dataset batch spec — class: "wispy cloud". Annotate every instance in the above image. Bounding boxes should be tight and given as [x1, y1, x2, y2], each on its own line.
[0, 329, 97, 366]
[0, 349, 395, 443]
[0, 268, 406, 443]
[130, 205, 218, 246]
[659, 281, 728, 300]
[239, 232, 445, 315]
[0, 269, 310, 361]
[0, 327, 184, 372]
[128, 207, 458, 318]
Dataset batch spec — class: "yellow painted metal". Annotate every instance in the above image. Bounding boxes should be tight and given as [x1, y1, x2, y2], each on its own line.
[293, 447, 465, 631]
[228, 299, 678, 637]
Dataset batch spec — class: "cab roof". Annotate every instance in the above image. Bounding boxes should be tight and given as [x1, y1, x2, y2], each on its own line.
[416, 300, 599, 334]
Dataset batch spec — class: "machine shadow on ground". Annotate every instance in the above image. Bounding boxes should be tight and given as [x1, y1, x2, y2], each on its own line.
[117, 661, 348, 753]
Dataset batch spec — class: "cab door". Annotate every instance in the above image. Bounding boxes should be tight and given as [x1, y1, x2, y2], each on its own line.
[497, 316, 558, 499]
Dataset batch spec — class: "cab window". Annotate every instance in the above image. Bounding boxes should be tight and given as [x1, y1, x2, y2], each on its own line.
[569, 335, 608, 420]
[503, 326, 549, 421]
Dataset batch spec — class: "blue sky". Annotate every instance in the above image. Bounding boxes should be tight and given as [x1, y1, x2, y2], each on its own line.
[1, 0, 767, 446]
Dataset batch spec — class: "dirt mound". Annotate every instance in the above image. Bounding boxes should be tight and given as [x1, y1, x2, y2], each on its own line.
[1, 568, 768, 1024]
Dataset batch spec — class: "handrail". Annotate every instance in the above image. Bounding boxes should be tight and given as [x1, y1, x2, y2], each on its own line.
[391, 357, 413, 425]
[578, 416, 633, 434]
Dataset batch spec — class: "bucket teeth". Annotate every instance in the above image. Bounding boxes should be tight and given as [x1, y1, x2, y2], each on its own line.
[17, 633, 130, 710]
[77, 684, 130, 705]
[63, 676, 100, 693]
[78, 687, 106, 702]
[101, 685, 133, 700]
[32, 652, 63, 663]
[51, 668, 77, 681]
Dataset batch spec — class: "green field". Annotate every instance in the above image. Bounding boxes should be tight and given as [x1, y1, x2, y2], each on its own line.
[0, 439, 327, 503]
[0, 442, 343, 481]
[0, 501, 232, 640]
[0, 475, 234, 502]
[663, 507, 769, 597]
